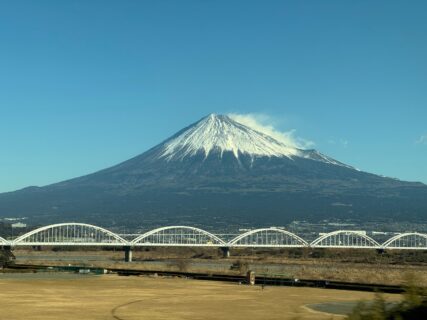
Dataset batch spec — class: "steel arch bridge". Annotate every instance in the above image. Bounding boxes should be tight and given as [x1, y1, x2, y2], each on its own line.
[2, 222, 427, 250]
[131, 226, 226, 246]
[0, 236, 9, 246]
[382, 232, 427, 250]
[12, 223, 127, 246]
[228, 228, 308, 247]
[310, 230, 380, 249]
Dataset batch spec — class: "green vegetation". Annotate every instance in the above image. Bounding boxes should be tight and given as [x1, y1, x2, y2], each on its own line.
[348, 275, 427, 320]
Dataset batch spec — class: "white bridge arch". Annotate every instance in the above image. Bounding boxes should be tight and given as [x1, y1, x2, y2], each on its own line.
[311, 230, 380, 248]
[0, 236, 9, 246]
[4, 223, 427, 250]
[382, 232, 427, 250]
[131, 226, 226, 246]
[12, 223, 127, 246]
[228, 228, 308, 247]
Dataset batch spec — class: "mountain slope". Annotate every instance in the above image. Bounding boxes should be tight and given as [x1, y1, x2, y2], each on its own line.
[0, 114, 426, 226]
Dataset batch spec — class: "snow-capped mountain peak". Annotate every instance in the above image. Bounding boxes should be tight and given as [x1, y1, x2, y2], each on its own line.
[160, 114, 302, 160]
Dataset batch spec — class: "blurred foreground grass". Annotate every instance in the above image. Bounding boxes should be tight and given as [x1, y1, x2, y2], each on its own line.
[348, 274, 427, 320]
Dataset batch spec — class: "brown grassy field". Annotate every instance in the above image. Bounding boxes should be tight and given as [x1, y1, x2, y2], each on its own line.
[0, 274, 401, 320]
[12, 247, 427, 286]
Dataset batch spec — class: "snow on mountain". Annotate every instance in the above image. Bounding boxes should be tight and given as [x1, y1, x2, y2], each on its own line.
[1, 113, 425, 224]
[159, 114, 355, 170]
[300, 150, 357, 170]
[160, 114, 302, 160]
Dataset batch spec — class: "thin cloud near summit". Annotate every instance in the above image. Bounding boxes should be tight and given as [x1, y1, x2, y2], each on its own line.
[227, 113, 315, 150]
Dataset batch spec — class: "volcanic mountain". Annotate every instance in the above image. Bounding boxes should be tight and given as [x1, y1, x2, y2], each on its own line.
[1, 114, 426, 226]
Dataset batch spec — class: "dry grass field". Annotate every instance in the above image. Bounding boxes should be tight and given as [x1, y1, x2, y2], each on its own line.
[12, 248, 427, 286]
[0, 274, 401, 320]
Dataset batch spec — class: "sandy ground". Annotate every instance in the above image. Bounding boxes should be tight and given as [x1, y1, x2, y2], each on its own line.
[0, 274, 401, 320]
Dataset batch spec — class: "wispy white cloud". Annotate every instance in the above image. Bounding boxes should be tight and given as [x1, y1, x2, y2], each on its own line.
[416, 134, 427, 145]
[228, 113, 315, 149]
[328, 138, 349, 148]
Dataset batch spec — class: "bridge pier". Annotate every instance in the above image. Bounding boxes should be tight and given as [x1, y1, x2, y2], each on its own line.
[124, 246, 133, 262]
[246, 270, 255, 285]
[220, 247, 230, 258]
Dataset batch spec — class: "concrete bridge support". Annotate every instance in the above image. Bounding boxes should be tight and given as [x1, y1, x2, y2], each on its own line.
[124, 246, 133, 262]
[246, 270, 255, 285]
[220, 247, 230, 258]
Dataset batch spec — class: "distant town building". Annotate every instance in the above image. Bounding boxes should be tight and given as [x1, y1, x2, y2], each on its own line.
[11, 222, 27, 228]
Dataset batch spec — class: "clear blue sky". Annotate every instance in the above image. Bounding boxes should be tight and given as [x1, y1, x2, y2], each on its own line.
[1, 0, 426, 192]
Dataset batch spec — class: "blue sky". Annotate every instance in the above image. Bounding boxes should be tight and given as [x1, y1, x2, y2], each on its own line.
[0, 0, 426, 192]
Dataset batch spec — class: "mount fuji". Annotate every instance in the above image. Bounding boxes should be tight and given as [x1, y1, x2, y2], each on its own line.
[1, 114, 426, 226]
